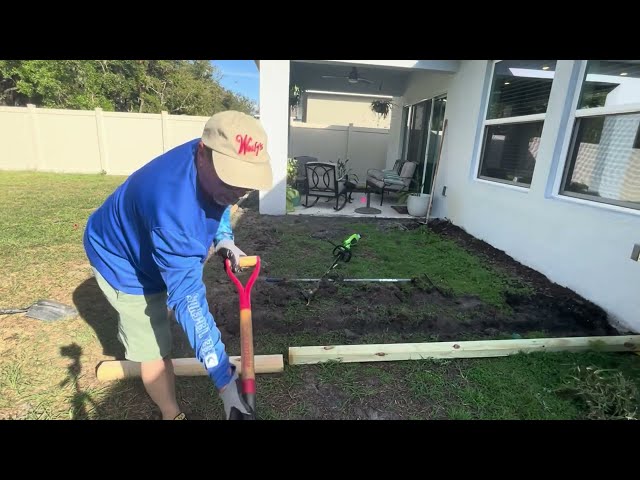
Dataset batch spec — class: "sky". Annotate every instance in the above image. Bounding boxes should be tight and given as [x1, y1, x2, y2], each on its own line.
[211, 60, 259, 105]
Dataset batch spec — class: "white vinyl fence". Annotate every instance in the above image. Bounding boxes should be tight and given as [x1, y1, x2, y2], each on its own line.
[0, 106, 391, 183]
[0, 105, 210, 175]
[288, 122, 389, 182]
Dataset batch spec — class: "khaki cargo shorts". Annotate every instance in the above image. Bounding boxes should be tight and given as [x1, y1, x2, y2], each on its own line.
[92, 267, 171, 362]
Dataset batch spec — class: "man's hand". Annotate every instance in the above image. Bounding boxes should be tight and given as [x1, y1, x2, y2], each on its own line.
[219, 367, 254, 420]
[215, 239, 246, 273]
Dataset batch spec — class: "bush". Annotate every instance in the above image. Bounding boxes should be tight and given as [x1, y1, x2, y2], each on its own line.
[286, 186, 300, 213]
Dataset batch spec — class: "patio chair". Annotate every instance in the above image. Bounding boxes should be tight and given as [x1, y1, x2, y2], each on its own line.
[366, 159, 404, 181]
[293, 156, 317, 194]
[365, 161, 418, 206]
[303, 161, 349, 211]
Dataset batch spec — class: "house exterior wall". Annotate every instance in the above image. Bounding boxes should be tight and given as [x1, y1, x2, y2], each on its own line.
[302, 92, 392, 129]
[403, 71, 453, 105]
[431, 60, 640, 332]
[258, 59, 639, 332]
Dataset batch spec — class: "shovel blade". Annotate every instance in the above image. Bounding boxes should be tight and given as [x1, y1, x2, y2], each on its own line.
[229, 406, 256, 420]
[25, 300, 78, 322]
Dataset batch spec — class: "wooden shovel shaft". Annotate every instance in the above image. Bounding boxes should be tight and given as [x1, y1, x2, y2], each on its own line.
[240, 307, 256, 411]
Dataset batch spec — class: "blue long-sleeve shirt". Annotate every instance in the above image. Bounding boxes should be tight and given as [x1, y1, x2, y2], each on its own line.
[84, 139, 235, 389]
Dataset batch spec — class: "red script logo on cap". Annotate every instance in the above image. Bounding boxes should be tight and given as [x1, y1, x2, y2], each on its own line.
[236, 134, 264, 156]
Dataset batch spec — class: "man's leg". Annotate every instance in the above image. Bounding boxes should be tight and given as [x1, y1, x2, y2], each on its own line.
[140, 357, 180, 420]
[123, 291, 181, 419]
[92, 268, 182, 419]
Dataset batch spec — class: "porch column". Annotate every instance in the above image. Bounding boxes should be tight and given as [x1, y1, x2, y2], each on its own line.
[258, 60, 290, 215]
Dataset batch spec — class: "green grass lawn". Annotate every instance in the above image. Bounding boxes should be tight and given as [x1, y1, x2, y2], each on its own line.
[1, 171, 638, 420]
[263, 220, 534, 310]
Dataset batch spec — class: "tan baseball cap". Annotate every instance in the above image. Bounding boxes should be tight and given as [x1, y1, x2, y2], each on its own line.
[201, 110, 273, 191]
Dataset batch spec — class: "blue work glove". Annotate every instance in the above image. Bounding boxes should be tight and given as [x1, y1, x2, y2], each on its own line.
[219, 367, 254, 420]
[215, 239, 246, 273]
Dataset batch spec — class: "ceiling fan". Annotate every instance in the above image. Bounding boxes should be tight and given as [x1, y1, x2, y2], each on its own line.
[321, 67, 374, 85]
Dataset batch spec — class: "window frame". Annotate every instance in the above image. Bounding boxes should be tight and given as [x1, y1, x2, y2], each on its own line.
[474, 60, 556, 190]
[557, 60, 640, 212]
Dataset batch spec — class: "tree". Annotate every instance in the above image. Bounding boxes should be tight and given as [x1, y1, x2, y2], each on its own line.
[0, 60, 254, 116]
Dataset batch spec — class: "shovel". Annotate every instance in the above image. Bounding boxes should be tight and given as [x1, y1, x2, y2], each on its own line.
[225, 255, 261, 420]
[0, 299, 77, 322]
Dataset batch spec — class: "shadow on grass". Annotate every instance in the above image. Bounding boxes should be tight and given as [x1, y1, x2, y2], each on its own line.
[72, 277, 125, 359]
[59, 343, 105, 419]
[68, 263, 242, 419]
[69, 269, 231, 419]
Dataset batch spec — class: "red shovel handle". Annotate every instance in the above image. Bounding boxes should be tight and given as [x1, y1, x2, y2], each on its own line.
[225, 256, 260, 309]
[225, 255, 260, 414]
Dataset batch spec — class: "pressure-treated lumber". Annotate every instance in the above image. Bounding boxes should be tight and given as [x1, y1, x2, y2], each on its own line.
[289, 336, 640, 365]
[96, 354, 284, 382]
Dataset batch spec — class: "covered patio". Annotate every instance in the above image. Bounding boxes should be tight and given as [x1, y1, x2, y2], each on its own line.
[287, 190, 408, 218]
[256, 60, 459, 218]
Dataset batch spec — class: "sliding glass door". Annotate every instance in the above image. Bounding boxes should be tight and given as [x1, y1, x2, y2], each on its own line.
[406, 99, 431, 193]
[400, 94, 447, 195]
[422, 96, 447, 195]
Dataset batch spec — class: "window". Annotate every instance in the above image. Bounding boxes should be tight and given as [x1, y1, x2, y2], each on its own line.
[561, 60, 640, 210]
[477, 60, 557, 187]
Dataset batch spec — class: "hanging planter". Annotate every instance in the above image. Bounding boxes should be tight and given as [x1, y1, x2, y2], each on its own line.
[370, 99, 392, 119]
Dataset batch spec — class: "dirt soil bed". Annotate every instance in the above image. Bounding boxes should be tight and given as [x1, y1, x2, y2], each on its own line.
[170, 208, 620, 360]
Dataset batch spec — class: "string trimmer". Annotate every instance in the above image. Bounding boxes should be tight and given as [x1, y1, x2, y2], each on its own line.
[303, 233, 361, 304]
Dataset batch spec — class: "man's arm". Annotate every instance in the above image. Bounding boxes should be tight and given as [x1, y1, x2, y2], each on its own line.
[206, 206, 234, 263]
[212, 205, 246, 272]
[214, 205, 234, 247]
[151, 227, 232, 389]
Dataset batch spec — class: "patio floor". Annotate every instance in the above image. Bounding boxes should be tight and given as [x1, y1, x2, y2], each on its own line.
[289, 191, 412, 219]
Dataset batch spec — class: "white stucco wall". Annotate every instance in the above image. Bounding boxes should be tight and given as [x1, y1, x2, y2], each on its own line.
[258, 60, 290, 216]
[386, 96, 404, 168]
[304, 92, 392, 128]
[433, 60, 640, 332]
[403, 71, 453, 105]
